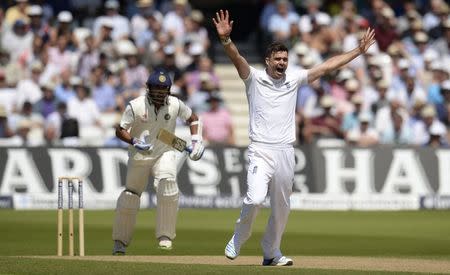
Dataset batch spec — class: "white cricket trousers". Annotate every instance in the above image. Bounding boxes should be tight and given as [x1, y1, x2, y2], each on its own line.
[232, 142, 294, 260]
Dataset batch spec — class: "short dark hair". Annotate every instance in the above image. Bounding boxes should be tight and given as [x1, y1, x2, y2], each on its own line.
[265, 42, 288, 59]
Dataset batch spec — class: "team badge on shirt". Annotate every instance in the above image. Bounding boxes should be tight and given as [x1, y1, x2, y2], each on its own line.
[164, 114, 171, 120]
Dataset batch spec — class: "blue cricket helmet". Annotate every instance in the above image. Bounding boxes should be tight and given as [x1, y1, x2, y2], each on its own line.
[146, 70, 172, 88]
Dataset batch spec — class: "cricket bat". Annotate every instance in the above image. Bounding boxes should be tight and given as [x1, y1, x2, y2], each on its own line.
[157, 128, 192, 153]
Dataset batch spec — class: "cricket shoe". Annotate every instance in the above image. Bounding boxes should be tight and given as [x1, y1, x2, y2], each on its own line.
[112, 240, 126, 255]
[224, 235, 239, 260]
[262, 256, 293, 266]
[158, 236, 172, 250]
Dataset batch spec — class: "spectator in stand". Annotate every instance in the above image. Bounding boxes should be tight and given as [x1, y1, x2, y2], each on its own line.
[14, 61, 44, 111]
[90, 66, 116, 112]
[335, 78, 360, 116]
[426, 122, 449, 148]
[412, 104, 446, 145]
[298, 0, 330, 38]
[184, 10, 210, 51]
[44, 102, 72, 145]
[428, 3, 449, 39]
[303, 95, 344, 143]
[185, 56, 220, 96]
[435, 80, 450, 126]
[94, 20, 115, 60]
[183, 42, 204, 72]
[306, 14, 337, 57]
[4, 0, 29, 28]
[163, 0, 190, 45]
[122, 43, 148, 90]
[9, 101, 43, 137]
[187, 72, 217, 114]
[423, 0, 447, 31]
[67, 83, 101, 127]
[345, 112, 379, 147]
[49, 11, 76, 50]
[10, 119, 33, 146]
[341, 93, 364, 135]
[394, 74, 427, 112]
[33, 81, 58, 119]
[0, 105, 14, 138]
[302, 79, 328, 119]
[1, 19, 33, 63]
[131, 0, 155, 42]
[379, 110, 413, 145]
[373, 7, 398, 52]
[47, 34, 74, 73]
[93, 0, 131, 41]
[431, 18, 450, 57]
[417, 49, 439, 88]
[375, 99, 408, 136]
[135, 10, 163, 56]
[267, 0, 300, 43]
[427, 61, 448, 105]
[370, 79, 389, 114]
[201, 93, 235, 146]
[27, 5, 50, 41]
[77, 34, 100, 82]
[54, 70, 76, 103]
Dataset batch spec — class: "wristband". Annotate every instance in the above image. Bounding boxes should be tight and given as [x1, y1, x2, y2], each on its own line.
[220, 36, 231, 45]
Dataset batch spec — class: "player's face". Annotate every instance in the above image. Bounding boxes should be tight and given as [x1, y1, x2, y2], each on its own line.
[266, 51, 288, 79]
[147, 85, 170, 106]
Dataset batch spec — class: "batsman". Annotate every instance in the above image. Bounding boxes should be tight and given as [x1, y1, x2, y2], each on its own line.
[112, 70, 204, 254]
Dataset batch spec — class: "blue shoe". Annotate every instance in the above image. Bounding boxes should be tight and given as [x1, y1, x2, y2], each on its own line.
[224, 236, 239, 260]
[262, 256, 293, 266]
[112, 240, 126, 255]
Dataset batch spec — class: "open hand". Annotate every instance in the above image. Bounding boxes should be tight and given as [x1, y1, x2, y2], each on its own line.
[358, 28, 376, 54]
[212, 9, 233, 39]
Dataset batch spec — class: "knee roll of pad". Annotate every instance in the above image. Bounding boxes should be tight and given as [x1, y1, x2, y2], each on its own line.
[117, 191, 140, 211]
[155, 178, 179, 197]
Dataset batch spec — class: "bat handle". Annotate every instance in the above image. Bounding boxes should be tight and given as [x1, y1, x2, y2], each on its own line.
[185, 147, 192, 154]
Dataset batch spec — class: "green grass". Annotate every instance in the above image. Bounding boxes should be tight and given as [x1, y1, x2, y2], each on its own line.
[1, 209, 450, 274]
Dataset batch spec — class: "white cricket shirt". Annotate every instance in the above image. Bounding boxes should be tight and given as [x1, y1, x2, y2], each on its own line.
[243, 66, 308, 145]
[120, 95, 192, 160]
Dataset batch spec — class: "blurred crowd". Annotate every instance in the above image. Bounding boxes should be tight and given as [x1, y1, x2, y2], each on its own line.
[261, 0, 450, 147]
[0, 0, 450, 149]
[0, 0, 234, 147]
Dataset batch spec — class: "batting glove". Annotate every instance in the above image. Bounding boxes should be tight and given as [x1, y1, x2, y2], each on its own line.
[189, 135, 204, 161]
[132, 138, 154, 152]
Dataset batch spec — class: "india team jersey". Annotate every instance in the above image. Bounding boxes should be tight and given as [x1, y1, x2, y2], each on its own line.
[120, 95, 192, 160]
[243, 66, 308, 144]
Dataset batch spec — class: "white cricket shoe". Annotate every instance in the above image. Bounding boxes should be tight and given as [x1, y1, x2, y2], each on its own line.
[112, 240, 126, 255]
[224, 235, 239, 260]
[158, 236, 172, 250]
[262, 256, 293, 266]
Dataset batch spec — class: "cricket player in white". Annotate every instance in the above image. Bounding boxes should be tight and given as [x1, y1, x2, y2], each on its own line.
[112, 70, 204, 255]
[213, 10, 375, 266]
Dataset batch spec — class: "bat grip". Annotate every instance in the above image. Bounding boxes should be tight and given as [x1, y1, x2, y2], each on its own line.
[185, 147, 192, 153]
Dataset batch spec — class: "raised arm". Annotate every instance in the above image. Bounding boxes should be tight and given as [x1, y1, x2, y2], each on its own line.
[213, 10, 250, 79]
[307, 28, 375, 83]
